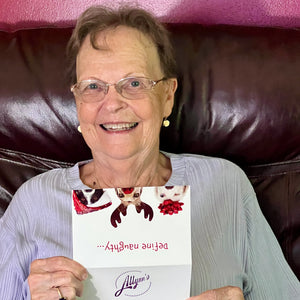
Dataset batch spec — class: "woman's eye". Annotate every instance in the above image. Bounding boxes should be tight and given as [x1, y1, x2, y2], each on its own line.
[130, 80, 141, 88]
[87, 83, 99, 90]
[82, 82, 105, 94]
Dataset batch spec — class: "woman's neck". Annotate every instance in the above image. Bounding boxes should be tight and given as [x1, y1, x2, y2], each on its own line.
[80, 151, 171, 189]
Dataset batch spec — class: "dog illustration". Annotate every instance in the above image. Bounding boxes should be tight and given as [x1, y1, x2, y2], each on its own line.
[155, 186, 187, 215]
[73, 189, 112, 214]
[110, 187, 153, 227]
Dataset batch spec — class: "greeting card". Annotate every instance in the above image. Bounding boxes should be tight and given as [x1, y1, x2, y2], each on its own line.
[72, 185, 191, 299]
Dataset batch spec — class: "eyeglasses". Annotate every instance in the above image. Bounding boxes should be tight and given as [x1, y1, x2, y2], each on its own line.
[71, 76, 167, 103]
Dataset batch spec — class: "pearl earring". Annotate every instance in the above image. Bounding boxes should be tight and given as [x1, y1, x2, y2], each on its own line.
[77, 125, 82, 133]
[163, 118, 170, 127]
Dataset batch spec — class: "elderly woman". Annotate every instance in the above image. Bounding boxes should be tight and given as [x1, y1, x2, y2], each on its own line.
[0, 5, 299, 300]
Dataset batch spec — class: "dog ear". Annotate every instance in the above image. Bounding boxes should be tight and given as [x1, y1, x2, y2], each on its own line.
[91, 189, 104, 204]
[75, 190, 87, 205]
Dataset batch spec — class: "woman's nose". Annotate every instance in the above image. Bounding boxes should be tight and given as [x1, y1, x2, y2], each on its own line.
[101, 85, 127, 112]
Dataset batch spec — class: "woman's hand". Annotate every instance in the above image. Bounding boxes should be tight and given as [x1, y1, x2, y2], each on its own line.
[28, 256, 88, 300]
[187, 286, 244, 300]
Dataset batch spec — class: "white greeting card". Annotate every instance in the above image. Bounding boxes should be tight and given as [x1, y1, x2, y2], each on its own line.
[72, 186, 191, 300]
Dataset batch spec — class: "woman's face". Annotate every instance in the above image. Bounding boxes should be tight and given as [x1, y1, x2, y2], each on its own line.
[75, 26, 177, 161]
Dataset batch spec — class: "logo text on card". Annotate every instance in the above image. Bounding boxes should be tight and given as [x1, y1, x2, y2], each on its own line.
[114, 270, 151, 297]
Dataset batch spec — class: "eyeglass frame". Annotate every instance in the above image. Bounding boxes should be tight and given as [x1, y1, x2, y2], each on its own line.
[70, 76, 167, 102]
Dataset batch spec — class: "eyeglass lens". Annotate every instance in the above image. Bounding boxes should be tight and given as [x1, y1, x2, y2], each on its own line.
[73, 77, 163, 102]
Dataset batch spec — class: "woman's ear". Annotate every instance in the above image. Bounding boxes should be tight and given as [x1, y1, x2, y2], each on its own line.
[163, 78, 177, 117]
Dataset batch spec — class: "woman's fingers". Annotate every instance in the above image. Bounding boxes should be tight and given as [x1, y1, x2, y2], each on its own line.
[187, 286, 244, 300]
[28, 256, 87, 300]
[29, 271, 83, 299]
[30, 256, 88, 280]
[50, 270, 84, 296]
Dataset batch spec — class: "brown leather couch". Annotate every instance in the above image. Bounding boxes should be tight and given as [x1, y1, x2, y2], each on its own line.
[0, 24, 299, 280]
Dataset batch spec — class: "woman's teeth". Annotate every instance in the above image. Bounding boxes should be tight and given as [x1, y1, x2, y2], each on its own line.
[101, 122, 138, 131]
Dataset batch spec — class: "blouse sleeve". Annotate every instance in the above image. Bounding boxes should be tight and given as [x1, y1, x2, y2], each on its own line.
[0, 187, 32, 300]
[241, 175, 300, 299]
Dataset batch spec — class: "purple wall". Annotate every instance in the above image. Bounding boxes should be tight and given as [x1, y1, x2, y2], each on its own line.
[1, 0, 300, 31]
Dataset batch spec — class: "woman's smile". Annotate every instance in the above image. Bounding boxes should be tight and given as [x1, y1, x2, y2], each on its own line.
[100, 122, 138, 132]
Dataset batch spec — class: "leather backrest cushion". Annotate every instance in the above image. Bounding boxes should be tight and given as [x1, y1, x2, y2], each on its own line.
[163, 24, 300, 166]
[0, 28, 91, 162]
[247, 162, 300, 277]
[0, 148, 72, 215]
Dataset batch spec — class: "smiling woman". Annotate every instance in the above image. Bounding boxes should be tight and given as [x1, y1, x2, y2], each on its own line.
[0, 5, 299, 300]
